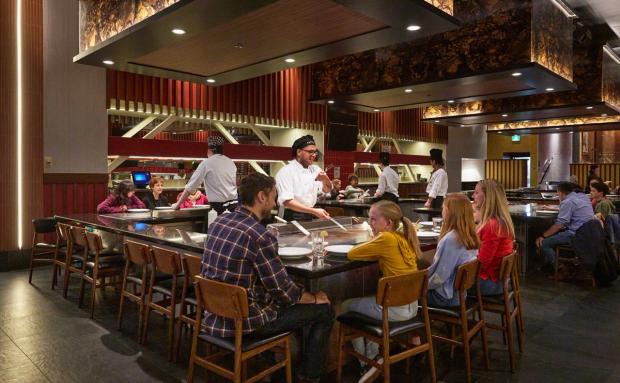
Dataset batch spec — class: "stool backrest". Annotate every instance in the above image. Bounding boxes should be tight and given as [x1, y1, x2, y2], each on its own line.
[69, 226, 88, 248]
[182, 254, 202, 278]
[85, 232, 103, 254]
[499, 251, 516, 284]
[150, 246, 181, 275]
[377, 269, 428, 307]
[454, 258, 481, 292]
[57, 223, 70, 242]
[32, 217, 56, 234]
[194, 275, 249, 319]
[124, 240, 150, 266]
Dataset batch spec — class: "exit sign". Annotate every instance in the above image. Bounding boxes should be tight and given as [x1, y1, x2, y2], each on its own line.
[511, 134, 521, 142]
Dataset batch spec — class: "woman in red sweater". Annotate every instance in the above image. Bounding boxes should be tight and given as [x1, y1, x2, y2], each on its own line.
[472, 179, 515, 295]
[97, 180, 146, 214]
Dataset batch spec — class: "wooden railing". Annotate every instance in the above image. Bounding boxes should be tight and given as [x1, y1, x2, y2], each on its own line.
[570, 163, 620, 190]
[485, 159, 528, 189]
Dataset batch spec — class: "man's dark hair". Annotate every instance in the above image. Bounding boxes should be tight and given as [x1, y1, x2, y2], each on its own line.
[210, 145, 223, 154]
[557, 182, 577, 194]
[591, 181, 610, 196]
[238, 173, 276, 206]
[379, 152, 390, 166]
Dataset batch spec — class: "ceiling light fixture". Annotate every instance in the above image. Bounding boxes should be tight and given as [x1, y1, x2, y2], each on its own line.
[406, 25, 421, 31]
[502, 114, 508, 117]
[327, 100, 335, 104]
[545, 87, 554, 91]
[171, 28, 186, 35]
[601, 114, 608, 117]
[102, 60, 114, 65]
[586, 106, 593, 110]
[404, 89, 413, 93]
[284, 58, 295, 63]
[434, 120, 440, 123]
[511, 72, 522, 77]
[373, 109, 380, 112]
[447, 100, 455, 103]
[549, 0, 578, 18]
[206, 78, 215, 83]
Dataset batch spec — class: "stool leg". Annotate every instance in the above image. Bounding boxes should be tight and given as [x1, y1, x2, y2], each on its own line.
[28, 234, 37, 284]
[462, 320, 472, 383]
[285, 337, 292, 383]
[336, 326, 344, 383]
[504, 305, 516, 372]
[89, 277, 97, 319]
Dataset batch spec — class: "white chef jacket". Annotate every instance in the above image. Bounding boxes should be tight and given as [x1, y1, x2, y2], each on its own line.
[376, 166, 400, 197]
[184, 154, 238, 203]
[276, 160, 323, 208]
[426, 167, 448, 199]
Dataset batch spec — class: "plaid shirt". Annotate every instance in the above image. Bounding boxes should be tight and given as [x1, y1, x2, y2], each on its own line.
[201, 206, 304, 337]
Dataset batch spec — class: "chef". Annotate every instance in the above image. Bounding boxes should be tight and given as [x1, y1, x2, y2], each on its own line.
[424, 148, 448, 208]
[374, 152, 400, 203]
[276, 135, 332, 221]
[173, 135, 238, 214]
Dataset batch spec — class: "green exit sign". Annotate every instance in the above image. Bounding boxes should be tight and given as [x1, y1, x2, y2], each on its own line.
[511, 134, 521, 142]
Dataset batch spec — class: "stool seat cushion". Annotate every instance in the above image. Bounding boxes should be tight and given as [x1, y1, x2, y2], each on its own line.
[152, 275, 184, 296]
[86, 255, 125, 270]
[199, 331, 290, 352]
[428, 301, 477, 319]
[34, 242, 56, 250]
[337, 311, 425, 338]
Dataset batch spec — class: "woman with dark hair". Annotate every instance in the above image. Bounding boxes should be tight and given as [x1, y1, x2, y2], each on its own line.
[591, 181, 615, 218]
[97, 180, 146, 214]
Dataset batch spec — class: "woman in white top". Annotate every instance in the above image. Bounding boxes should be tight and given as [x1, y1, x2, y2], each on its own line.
[425, 148, 448, 209]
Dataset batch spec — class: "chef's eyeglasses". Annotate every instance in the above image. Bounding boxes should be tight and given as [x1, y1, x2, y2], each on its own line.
[301, 149, 320, 156]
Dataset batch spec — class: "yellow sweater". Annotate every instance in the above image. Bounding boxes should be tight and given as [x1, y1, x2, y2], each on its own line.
[347, 231, 418, 277]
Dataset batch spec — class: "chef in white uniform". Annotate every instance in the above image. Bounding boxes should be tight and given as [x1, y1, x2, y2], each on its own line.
[276, 135, 333, 221]
[425, 148, 448, 209]
[374, 152, 400, 203]
[173, 135, 238, 214]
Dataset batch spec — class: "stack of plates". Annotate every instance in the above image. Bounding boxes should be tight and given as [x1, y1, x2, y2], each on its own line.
[416, 231, 439, 238]
[127, 209, 149, 213]
[278, 247, 312, 260]
[325, 245, 354, 255]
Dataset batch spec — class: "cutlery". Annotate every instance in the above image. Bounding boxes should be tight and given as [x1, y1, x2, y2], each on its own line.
[329, 217, 348, 231]
[291, 220, 310, 236]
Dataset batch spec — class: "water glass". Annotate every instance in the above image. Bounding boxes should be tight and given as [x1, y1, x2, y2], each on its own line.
[432, 217, 443, 233]
[311, 232, 325, 258]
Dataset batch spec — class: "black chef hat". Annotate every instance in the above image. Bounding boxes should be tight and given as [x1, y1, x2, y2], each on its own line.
[291, 135, 316, 157]
[430, 148, 444, 164]
[208, 135, 225, 148]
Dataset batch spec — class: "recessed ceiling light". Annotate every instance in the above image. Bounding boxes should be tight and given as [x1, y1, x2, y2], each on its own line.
[171, 28, 186, 35]
[586, 106, 593, 110]
[555, 127, 561, 130]
[447, 100, 455, 103]
[327, 100, 335, 104]
[172, 132, 177, 134]
[284, 58, 295, 63]
[184, 121, 189, 124]
[545, 87, 554, 91]
[206, 78, 216, 83]
[373, 109, 380, 112]
[102, 60, 114, 65]
[404, 89, 413, 93]
[511, 72, 522, 77]
[406, 25, 421, 31]
[434, 120, 440, 123]
[502, 114, 508, 117]
[601, 113, 608, 117]
[460, 124, 465, 127]
[199, 129, 204, 132]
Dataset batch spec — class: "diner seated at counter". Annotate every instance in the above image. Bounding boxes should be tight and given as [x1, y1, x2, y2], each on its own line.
[591, 181, 615, 219]
[535, 182, 594, 271]
[343, 174, 365, 199]
[141, 175, 170, 209]
[427, 194, 479, 307]
[97, 180, 146, 214]
[342, 200, 422, 380]
[176, 189, 208, 208]
[472, 180, 515, 295]
[200, 173, 334, 383]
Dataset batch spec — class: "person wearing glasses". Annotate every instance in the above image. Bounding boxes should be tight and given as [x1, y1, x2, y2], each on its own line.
[276, 135, 333, 221]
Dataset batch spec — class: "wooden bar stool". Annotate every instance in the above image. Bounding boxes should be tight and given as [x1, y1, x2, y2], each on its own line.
[428, 259, 490, 383]
[63, 226, 89, 299]
[28, 217, 58, 284]
[142, 246, 182, 361]
[480, 252, 523, 372]
[187, 276, 292, 383]
[118, 240, 152, 343]
[50, 223, 70, 290]
[174, 254, 203, 361]
[336, 270, 437, 383]
[80, 232, 124, 318]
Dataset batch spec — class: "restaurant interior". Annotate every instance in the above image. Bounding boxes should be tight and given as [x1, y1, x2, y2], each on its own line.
[2, 0, 620, 382]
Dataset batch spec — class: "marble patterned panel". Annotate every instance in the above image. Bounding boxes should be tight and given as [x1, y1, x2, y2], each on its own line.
[602, 48, 620, 110]
[79, 0, 179, 52]
[487, 115, 620, 131]
[425, 0, 453, 15]
[531, 0, 574, 81]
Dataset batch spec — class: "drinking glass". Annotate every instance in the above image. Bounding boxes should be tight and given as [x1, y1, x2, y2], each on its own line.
[311, 231, 325, 259]
[432, 217, 443, 233]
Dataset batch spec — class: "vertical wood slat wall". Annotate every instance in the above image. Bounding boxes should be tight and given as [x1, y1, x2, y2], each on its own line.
[0, 0, 43, 252]
[358, 108, 448, 143]
[485, 159, 528, 190]
[570, 163, 620, 190]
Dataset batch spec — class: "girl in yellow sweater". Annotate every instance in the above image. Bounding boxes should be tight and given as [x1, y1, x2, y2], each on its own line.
[342, 200, 422, 381]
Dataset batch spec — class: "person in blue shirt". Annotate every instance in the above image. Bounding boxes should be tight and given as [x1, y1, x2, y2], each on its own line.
[536, 182, 595, 268]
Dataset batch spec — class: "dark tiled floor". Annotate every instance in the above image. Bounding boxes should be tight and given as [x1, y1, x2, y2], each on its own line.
[2, 267, 620, 382]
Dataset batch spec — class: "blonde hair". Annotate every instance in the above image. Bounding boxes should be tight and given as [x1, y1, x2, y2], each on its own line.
[440, 194, 480, 250]
[371, 200, 422, 257]
[476, 179, 515, 238]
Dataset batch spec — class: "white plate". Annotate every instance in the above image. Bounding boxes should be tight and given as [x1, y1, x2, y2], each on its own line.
[416, 231, 440, 238]
[536, 209, 558, 214]
[155, 206, 173, 210]
[418, 221, 433, 226]
[278, 247, 312, 259]
[325, 245, 354, 254]
[126, 209, 149, 213]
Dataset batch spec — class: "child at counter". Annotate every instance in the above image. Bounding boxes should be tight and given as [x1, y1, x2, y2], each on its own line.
[427, 194, 479, 307]
[97, 180, 146, 214]
[176, 189, 208, 208]
[141, 176, 170, 209]
[343, 174, 365, 199]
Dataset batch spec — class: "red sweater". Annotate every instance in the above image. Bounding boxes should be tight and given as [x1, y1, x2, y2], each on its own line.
[478, 218, 514, 282]
[97, 194, 145, 214]
[177, 192, 209, 209]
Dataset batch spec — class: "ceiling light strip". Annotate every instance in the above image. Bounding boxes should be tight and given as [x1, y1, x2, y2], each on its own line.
[549, 0, 577, 18]
[16, 0, 23, 249]
[603, 45, 620, 65]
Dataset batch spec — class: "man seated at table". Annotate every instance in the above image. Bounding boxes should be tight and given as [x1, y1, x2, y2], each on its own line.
[536, 182, 594, 272]
[201, 172, 334, 383]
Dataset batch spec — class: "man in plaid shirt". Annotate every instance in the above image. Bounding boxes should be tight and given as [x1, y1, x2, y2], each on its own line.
[202, 173, 334, 382]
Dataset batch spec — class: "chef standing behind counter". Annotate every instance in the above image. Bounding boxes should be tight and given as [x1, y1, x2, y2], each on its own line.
[172, 136, 238, 214]
[425, 148, 448, 209]
[276, 135, 332, 221]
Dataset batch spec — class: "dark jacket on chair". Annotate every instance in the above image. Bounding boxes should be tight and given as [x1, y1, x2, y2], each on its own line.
[572, 218, 618, 285]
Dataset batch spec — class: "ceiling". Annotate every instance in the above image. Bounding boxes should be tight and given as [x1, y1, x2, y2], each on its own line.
[74, 0, 459, 85]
